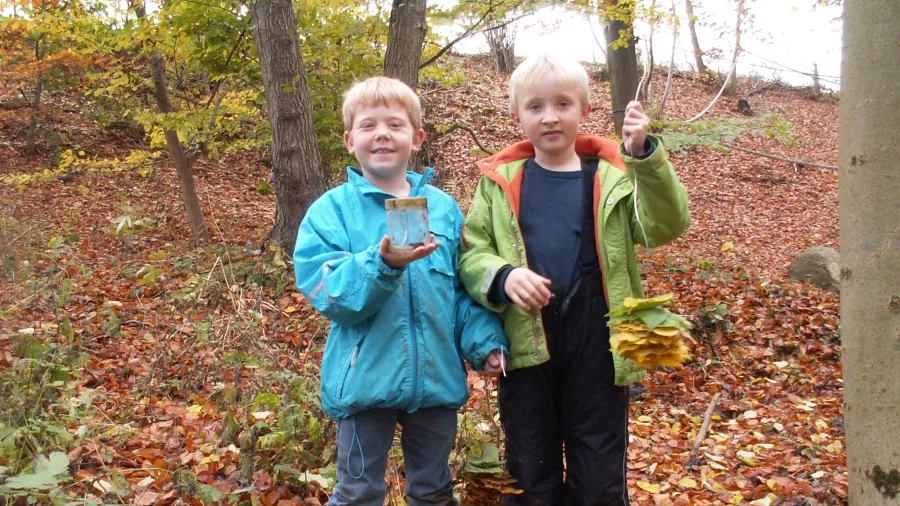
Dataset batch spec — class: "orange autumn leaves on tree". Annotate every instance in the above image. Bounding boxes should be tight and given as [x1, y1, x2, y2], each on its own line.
[0, 0, 97, 90]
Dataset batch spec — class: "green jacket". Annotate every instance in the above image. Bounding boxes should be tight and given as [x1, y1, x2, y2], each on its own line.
[458, 134, 691, 386]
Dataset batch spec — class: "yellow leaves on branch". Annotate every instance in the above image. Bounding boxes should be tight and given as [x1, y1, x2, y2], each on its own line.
[608, 293, 693, 370]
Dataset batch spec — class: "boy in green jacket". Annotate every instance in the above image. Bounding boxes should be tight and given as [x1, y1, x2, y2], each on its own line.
[459, 52, 691, 505]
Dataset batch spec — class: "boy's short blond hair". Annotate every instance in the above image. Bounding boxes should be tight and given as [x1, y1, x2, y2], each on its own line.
[342, 76, 423, 131]
[508, 52, 591, 113]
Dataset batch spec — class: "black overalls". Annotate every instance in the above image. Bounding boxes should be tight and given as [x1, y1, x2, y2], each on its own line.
[498, 161, 631, 506]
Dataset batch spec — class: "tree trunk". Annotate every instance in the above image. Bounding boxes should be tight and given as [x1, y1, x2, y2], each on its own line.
[684, 0, 706, 73]
[656, 0, 678, 121]
[251, 0, 329, 254]
[149, 52, 210, 244]
[383, 0, 427, 90]
[25, 73, 43, 155]
[839, 2, 900, 505]
[812, 63, 822, 98]
[604, 2, 639, 137]
[485, 21, 516, 74]
[724, 0, 742, 96]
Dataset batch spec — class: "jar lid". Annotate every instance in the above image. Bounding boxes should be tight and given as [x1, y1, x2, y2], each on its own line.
[385, 197, 427, 210]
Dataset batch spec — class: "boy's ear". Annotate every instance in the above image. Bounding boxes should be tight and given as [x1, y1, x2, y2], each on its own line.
[511, 112, 521, 126]
[343, 131, 354, 153]
[581, 104, 592, 121]
[411, 128, 426, 151]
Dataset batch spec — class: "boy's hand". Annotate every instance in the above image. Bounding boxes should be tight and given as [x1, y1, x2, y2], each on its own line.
[622, 101, 650, 155]
[379, 235, 439, 269]
[504, 268, 552, 311]
[483, 350, 506, 377]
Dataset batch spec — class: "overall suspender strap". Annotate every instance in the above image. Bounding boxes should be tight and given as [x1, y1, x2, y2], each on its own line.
[559, 160, 603, 315]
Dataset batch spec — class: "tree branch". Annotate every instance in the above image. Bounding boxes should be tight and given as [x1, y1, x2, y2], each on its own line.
[204, 28, 247, 110]
[721, 143, 838, 171]
[684, 56, 738, 123]
[419, 9, 493, 69]
[427, 124, 495, 154]
[688, 392, 722, 466]
[419, 4, 529, 70]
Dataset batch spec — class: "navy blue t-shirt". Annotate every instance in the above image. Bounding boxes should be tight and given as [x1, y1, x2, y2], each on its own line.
[519, 158, 585, 293]
[487, 140, 655, 305]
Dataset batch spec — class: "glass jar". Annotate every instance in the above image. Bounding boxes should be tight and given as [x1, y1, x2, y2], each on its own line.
[385, 197, 429, 250]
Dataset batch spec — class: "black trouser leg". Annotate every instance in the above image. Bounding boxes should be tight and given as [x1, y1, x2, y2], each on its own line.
[560, 295, 630, 506]
[499, 293, 629, 506]
[498, 360, 564, 506]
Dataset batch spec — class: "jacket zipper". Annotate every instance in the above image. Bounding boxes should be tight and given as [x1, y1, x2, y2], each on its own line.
[597, 176, 630, 306]
[406, 267, 419, 407]
[508, 207, 541, 360]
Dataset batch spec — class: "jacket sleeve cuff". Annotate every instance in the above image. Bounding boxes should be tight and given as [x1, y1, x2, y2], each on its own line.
[375, 249, 406, 280]
[487, 265, 514, 305]
[622, 135, 666, 170]
[620, 137, 656, 160]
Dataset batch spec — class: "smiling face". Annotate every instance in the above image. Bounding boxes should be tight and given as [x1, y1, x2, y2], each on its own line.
[511, 74, 591, 165]
[343, 101, 425, 181]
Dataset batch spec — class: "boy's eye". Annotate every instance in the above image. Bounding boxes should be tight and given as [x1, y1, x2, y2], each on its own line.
[559, 101, 569, 108]
[390, 122, 403, 128]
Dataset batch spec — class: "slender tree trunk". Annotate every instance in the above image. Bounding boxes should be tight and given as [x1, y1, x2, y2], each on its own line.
[25, 73, 43, 155]
[251, 0, 329, 254]
[724, 0, 742, 96]
[149, 53, 210, 244]
[657, 0, 678, 121]
[485, 21, 516, 74]
[812, 63, 822, 98]
[643, 0, 658, 109]
[604, 1, 639, 136]
[684, 0, 706, 73]
[383, 0, 427, 90]
[839, 2, 900, 505]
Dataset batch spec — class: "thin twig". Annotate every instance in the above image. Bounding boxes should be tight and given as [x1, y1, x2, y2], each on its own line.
[722, 143, 838, 171]
[427, 124, 496, 154]
[688, 392, 722, 466]
[685, 57, 738, 123]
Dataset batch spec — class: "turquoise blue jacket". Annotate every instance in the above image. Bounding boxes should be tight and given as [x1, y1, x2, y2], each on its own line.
[294, 167, 507, 420]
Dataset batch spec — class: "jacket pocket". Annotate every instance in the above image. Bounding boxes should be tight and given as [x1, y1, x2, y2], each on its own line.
[337, 333, 365, 400]
[428, 216, 459, 277]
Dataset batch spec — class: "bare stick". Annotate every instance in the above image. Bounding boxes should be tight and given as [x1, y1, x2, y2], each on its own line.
[427, 124, 496, 154]
[684, 57, 737, 123]
[722, 142, 838, 171]
[689, 392, 722, 465]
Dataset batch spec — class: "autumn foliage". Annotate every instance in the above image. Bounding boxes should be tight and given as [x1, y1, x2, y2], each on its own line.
[0, 2, 844, 499]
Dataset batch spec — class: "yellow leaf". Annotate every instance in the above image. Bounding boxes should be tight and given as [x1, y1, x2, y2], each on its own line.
[284, 306, 297, 313]
[749, 495, 775, 506]
[186, 404, 203, 413]
[636, 480, 661, 493]
[637, 415, 653, 423]
[199, 453, 220, 465]
[721, 241, 734, 252]
[678, 477, 698, 488]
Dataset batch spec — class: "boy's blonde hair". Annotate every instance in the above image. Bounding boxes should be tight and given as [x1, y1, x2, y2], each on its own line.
[342, 76, 423, 131]
[507, 52, 591, 113]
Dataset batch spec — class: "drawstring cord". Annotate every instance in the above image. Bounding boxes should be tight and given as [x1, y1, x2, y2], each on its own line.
[346, 416, 365, 479]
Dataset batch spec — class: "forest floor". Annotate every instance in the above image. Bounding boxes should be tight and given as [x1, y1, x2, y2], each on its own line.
[0, 53, 844, 506]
